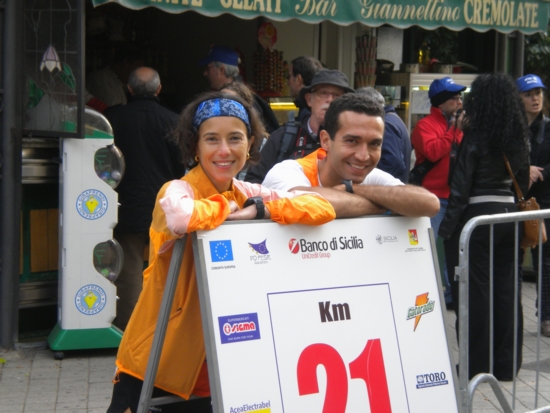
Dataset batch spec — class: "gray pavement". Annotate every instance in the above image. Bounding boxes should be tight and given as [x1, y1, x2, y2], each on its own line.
[0, 280, 549, 413]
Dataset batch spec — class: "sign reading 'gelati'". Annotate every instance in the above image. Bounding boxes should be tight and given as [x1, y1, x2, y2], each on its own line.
[91, 0, 549, 34]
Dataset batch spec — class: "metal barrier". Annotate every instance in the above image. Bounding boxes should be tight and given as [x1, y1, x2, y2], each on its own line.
[455, 209, 550, 413]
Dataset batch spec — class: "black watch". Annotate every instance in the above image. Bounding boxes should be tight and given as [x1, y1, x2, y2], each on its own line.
[341, 180, 354, 194]
[243, 196, 265, 219]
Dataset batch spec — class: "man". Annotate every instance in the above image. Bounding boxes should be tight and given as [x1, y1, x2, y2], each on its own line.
[411, 76, 466, 305]
[104, 67, 186, 330]
[199, 45, 279, 133]
[86, 45, 143, 108]
[263, 93, 439, 218]
[245, 69, 354, 184]
[357, 87, 411, 183]
[287, 56, 323, 121]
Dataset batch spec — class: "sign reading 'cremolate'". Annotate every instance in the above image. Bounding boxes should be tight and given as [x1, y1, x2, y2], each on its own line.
[91, 0, 549, 34]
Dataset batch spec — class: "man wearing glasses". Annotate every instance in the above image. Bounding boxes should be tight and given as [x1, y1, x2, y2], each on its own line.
[246, 69, 354, 183]
[411, 76, 466, 307]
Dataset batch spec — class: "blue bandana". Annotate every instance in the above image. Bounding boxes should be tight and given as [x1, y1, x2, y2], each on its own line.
[193, 98, 251, 134]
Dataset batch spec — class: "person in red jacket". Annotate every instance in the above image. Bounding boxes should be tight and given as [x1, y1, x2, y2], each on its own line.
[411, 76, 466, 306]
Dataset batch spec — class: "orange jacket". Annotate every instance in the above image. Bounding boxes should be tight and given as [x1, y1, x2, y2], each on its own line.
[115, 165, 335, 399]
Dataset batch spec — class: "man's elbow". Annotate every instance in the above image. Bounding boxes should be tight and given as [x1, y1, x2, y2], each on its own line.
[424, 193, 440, 217]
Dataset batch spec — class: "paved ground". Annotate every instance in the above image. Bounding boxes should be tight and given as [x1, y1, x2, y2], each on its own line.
[0, 280, 549, 413]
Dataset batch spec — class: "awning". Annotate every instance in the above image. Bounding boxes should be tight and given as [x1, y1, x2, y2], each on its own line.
[92, 0, 549, 34]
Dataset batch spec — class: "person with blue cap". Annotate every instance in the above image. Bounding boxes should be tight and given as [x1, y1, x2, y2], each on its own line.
[516, 73, 550, 337]
[411, 76, 466, 308]
[199, 45, 280, 134]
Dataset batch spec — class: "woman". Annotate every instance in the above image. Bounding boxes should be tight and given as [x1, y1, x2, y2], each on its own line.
[516, 74, 550, 338]
[439, 74, 530, 380]
[106, 92, 336, 413]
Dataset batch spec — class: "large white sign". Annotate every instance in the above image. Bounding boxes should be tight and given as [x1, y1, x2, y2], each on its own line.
[194, 216, 458, 413]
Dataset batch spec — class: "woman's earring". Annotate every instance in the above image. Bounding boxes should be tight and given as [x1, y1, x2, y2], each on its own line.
[195, 155, 199, 163]
[247, 153, 250, 160]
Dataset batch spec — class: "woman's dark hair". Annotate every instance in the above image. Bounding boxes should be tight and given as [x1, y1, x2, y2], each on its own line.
[462, 73, 529, 160]
[174, 91, 264, 168]
[220, 82, 255, 107]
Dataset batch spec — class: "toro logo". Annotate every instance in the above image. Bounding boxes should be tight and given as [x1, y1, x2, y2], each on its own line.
[289, 238, 300, 254]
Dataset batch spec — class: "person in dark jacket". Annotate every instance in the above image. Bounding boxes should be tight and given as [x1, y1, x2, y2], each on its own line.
[357, 87, 411, 183]
[439, 73, 530, 380]
[516, 74, 550, 337]
[104, 67, 186, 330]
[287, 56, 323, 121]
[245, 69, 354, 184]
[199, 45, 280, 134]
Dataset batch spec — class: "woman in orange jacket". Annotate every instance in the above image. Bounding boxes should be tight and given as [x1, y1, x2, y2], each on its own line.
[106, 92, 336, 413]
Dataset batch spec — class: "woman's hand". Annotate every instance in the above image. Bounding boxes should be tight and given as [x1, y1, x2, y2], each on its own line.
[530, 165, 544, 186]
[226, 201, 271, 221]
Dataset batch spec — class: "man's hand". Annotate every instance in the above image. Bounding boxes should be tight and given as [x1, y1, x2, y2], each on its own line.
[352, 184, 440, 217]
[530, 165, 544, 186]
[291, 186, 386, 217]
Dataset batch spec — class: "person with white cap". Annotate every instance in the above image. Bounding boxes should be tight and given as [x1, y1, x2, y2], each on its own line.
[411, 76, 466, 307]
[516, 73, 550, 337]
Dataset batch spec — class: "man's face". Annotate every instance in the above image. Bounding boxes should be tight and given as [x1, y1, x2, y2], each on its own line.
[438, 94, 462, 118]
[320, 111, 384, 185]
[204, 63, 229, 90]
[306, 85, 346, 127]
[287, 64, 302, 98]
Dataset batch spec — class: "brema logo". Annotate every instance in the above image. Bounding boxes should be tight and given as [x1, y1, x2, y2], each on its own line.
[406, 292, 435, 331]
[408, 229, 419, 245]
[75, 284, 106, 315]
[76, 189, 108, 220]
[289, 238, 300, 254]
[210, 240, 233, 262]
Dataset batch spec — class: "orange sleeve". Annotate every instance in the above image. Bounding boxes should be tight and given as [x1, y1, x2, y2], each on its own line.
[266, 194, 335, 225]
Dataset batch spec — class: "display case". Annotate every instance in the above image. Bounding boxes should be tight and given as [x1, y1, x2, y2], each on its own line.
[376, 73, 478, 132]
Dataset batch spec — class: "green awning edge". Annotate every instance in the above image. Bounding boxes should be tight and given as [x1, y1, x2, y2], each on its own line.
[92, 0, 550, 35]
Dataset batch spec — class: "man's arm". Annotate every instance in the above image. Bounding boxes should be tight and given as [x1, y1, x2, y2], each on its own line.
[290, 186, 386, 217]
[351, 184, 440, 217]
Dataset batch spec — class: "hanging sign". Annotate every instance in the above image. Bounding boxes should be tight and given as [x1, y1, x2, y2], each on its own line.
[193, 216, 459, 413]
[92, 0, 550, 35]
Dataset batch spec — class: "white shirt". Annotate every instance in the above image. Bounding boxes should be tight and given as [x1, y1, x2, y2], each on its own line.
[263, 158, 403, 192]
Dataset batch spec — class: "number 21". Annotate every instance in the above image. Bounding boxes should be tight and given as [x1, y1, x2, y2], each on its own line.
[297, 338, 392, 413]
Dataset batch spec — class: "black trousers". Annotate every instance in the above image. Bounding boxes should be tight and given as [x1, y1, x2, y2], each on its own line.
[106, 372, 212, 413]
[444, 202, 523, 381]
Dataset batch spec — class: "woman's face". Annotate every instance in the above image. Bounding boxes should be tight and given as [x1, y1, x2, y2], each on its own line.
[196, 116, 253, 193]
[520, 88, 543, 117]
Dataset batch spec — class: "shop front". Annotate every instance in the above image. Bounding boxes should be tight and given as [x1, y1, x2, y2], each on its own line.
[1, 0, 548, 349]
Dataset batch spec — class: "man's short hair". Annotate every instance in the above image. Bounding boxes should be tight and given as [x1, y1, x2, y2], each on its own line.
[291, 56, 323, 86]
[324, 93, 385, 140]
[356, 87, 385, 107]
[128, 68, 160, 95]
[212, 61, 239, 80]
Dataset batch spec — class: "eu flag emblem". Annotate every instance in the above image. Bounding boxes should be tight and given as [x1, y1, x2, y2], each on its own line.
[210, 240, 234, 262]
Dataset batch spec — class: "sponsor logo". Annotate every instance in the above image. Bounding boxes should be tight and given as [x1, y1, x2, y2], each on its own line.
[416, 372, 449, 389]
[75, 284, 106, 315]
[376, 234, 398, 244]
[289, 238, 300, 254]
[76, 189, 108, 220]
[249, 239, 271, 265]
[218, 313, 261, 344]
[288, 236, 363, 259]
[408, 229, 418, 245]
[210, 240, 233, 262]
[229, 401, 271, 413]
[407, 293, 435, 331]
